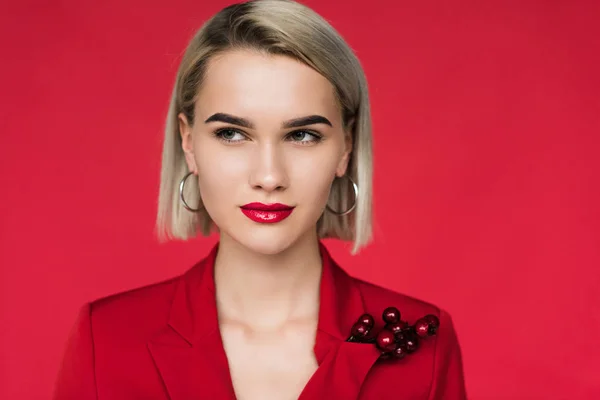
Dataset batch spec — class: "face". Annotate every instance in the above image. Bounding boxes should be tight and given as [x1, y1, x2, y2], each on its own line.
[179, 49, 352, 255]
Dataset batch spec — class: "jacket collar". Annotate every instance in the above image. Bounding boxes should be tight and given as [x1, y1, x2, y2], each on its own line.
[148, 241, 381, 399]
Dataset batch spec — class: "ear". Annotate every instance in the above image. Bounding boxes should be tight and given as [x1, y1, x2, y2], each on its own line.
[334, 117, 354, 177]
[335, 127, 354, 177]
[178, 112, 198, 174]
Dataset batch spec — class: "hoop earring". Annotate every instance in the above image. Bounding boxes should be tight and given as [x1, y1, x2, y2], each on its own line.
[325, 175, 358, 216]
[179, 171, 203, 212]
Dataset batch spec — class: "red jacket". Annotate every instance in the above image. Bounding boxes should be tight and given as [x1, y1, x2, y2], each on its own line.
[54, 242, 467, 399]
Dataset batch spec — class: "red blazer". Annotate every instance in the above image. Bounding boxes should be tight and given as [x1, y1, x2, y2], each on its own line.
[53, 242, 467, 399]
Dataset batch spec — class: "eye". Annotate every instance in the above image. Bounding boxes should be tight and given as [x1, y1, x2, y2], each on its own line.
[288, 130, 322, 144]
[213, 128, 246, 143]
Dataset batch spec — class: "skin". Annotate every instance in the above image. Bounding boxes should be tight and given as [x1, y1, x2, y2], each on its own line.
[178, 49, 353, 400]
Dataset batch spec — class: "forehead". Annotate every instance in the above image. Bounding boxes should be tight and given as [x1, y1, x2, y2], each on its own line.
[195, 49, 341, 124]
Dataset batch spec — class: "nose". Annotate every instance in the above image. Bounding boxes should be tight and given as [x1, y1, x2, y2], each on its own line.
[248, 142, 288, 193]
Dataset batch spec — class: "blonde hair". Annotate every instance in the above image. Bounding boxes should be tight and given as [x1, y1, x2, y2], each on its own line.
[156, 0, 374, 254]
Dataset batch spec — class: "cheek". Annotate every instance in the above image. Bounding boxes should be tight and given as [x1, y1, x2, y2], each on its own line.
[288, 153, 337, 206]
[193, 141, 248, 210]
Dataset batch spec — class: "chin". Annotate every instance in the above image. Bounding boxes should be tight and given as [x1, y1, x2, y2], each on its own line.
[219, 218, 310, 256]
[235, 228, 300, 256]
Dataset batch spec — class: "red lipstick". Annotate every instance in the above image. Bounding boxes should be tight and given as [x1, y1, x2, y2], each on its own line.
[240, 202, 295, 223]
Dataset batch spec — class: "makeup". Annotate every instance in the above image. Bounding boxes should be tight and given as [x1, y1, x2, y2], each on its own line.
[240, 202, 295, 223]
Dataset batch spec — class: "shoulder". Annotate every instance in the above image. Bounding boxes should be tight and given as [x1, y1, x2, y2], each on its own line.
[83, 264, 197, 342]
[55, 267, 195, 397]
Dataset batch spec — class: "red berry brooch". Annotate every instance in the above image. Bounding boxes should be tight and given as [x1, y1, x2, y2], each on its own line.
[346, 307, 440, 360]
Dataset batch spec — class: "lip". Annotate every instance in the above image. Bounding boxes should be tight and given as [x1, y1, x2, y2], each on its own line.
[240, 202, 295, 223]
[241, 202, 294, 211]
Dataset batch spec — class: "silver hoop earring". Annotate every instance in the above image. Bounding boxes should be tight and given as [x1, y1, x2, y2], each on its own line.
[179, 171, 203, 212]
[325, 175, 358, 216]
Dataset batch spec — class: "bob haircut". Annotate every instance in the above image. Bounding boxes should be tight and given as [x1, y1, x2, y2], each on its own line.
[156, 0, 374, 254]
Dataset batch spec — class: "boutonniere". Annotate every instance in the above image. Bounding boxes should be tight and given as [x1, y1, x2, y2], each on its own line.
[346, 307, 440, 360]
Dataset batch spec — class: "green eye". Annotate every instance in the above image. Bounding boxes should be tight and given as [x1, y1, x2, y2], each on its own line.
[221, 130, 236, 140]
[289, 130, 322, 143]
[214, 128, 245, 142]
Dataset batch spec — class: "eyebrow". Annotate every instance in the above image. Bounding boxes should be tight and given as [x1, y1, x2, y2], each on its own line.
[204, 113, 333, 129]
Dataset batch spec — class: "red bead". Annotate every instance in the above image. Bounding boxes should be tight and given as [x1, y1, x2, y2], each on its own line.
[382, 307, 401, 324]
[376, 329, 397, 353]
[351, 321, 370, 338]
[424, 314, 440, 335]
[393, 343, 408, 359]
[414, 318, 430, 338]
[358, 313, 375, 328]
[386, 320, 409, 336]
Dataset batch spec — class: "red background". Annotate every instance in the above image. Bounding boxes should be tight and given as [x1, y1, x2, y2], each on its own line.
[1, 0, 599, 398]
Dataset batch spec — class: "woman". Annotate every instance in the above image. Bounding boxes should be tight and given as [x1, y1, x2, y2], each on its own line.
[53, 0, 466, 399]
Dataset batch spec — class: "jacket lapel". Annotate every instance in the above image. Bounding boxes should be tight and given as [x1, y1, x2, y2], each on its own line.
[148, 243, 237, 399]
[147, 242, 381, 400]
[298, 242, 382, 399]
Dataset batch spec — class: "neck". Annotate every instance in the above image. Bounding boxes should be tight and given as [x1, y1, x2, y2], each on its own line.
[213, 231, 322, 331]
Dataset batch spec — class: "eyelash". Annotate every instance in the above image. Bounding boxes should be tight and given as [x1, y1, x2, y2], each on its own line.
[212, 128, 323, 145]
